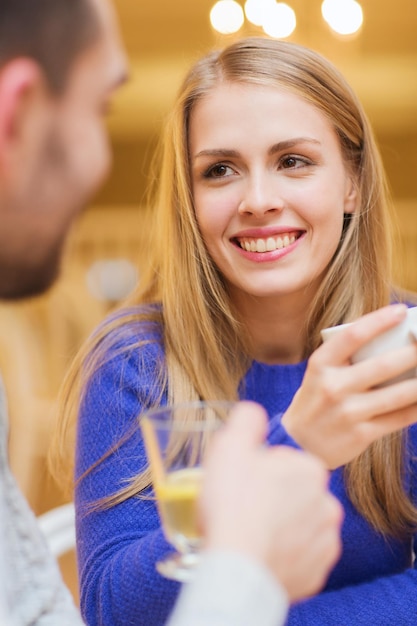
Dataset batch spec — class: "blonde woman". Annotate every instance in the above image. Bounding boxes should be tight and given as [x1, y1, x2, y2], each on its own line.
[55, 37, 417, 625]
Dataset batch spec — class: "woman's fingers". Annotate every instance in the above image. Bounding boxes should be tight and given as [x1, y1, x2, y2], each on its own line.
[367, 404, 417, 440]
[318, 304, 408, 365]
[283, 374, 417, 468]
[341, 342, 417, 391]
[346, 403, 417, 456]
[303, 342, 417, 410]
[354, 377, 417, 420]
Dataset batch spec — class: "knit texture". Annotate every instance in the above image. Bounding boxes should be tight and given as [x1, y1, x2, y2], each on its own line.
[167, 551, 288, 626]
[0, 377, 83, 626]
[76, 319, 417, 626]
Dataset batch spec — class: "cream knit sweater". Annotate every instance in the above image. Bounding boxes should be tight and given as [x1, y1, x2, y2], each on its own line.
[0, 379, 83, 625]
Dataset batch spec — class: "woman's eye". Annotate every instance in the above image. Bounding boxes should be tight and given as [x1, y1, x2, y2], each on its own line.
[204, 163, 234, 178]
[280, 155, 307, 169]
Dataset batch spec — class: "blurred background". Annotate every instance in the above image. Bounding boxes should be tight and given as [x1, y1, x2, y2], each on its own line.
[3, 0, 417, 603]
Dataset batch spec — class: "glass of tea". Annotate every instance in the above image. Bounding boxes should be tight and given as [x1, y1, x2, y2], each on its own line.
[140, 400, 235, 582]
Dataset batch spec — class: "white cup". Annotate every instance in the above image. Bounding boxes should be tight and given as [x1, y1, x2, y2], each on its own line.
[321, 306, 417, 386]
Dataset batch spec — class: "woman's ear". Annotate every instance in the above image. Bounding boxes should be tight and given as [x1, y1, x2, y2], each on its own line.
[0, 58, 44, 172]
[343, 176, 358, 215]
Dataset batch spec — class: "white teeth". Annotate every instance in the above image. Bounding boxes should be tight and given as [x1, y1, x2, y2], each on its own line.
[239, 234, 297, 253]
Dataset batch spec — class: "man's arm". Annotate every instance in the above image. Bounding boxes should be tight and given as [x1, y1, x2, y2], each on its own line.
[167, 401, 343, 626]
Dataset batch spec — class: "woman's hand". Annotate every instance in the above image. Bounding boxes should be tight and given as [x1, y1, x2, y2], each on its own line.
[282, 304, 417, 468]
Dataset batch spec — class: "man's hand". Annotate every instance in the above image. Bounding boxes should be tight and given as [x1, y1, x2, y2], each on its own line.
[199, 401, 343, 602]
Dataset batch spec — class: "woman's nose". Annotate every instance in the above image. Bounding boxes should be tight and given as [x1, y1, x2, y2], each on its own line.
[238, 173, 284, 217]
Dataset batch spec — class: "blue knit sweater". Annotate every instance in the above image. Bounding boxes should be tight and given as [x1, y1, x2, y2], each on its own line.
[75, 320, 417, 625]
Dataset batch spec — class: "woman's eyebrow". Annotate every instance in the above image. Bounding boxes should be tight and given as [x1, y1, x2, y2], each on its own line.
[268, 138, 321, 155]
[193, 148, 240, 160]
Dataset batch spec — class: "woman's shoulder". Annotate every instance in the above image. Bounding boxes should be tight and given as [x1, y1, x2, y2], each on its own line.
[94, 303, 163, 350]
[81, 303, 166, 400]
[84, 303, 165, 377]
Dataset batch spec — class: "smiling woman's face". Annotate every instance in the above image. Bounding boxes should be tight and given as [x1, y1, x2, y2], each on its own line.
[189, 81, 358, 308]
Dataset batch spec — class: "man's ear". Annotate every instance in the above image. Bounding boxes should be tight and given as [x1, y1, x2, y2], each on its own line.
[0, 58, 44, 171]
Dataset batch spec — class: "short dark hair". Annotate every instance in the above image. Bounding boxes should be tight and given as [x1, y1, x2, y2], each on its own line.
[0, 0, 100, 93]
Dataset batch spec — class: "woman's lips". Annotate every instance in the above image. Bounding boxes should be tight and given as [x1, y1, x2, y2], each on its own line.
[233, 230, 302, 253]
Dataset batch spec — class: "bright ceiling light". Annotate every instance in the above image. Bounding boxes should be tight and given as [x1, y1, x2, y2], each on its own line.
[321, 0, 363, 35]
[210, 0, 245, 34]
[262, 2, 296, 39]
[244, 0, 276, 27]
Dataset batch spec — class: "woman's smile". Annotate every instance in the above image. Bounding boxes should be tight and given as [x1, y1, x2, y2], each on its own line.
[231, 227, 305, 262]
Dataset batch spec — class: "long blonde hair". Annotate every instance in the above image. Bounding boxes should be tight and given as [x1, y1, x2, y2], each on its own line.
[52, 37, 417, 537]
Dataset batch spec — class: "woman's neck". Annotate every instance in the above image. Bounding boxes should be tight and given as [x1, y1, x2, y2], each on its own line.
[232, 291, 312, 365]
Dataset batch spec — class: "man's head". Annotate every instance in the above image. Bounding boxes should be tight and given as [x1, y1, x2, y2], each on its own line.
[0, 0, 127, 298]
